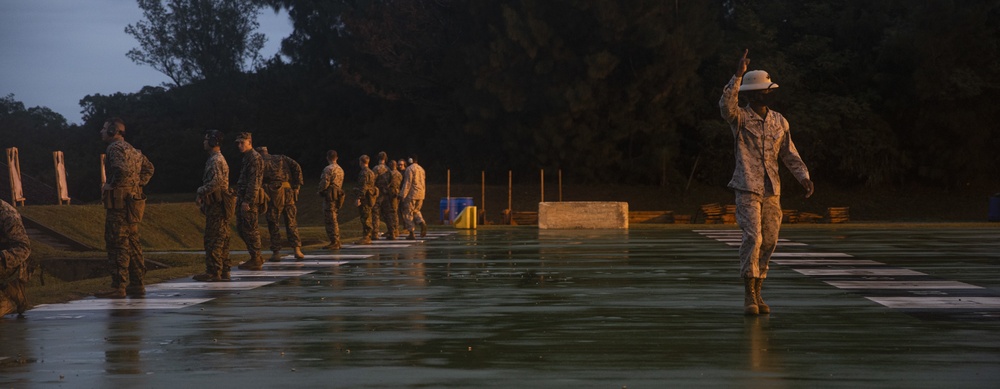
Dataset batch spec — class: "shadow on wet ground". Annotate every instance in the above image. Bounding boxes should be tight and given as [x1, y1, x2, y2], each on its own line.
[2, 227, 999, 388]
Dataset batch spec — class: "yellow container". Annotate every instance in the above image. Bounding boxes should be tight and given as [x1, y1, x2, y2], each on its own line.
[454, 206, 477, 229]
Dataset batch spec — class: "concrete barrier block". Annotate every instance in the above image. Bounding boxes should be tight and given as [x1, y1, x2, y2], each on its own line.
[538, 202, 628, 229]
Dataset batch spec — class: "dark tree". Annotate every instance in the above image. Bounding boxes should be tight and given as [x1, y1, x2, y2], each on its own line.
[126, 0, 267, 86]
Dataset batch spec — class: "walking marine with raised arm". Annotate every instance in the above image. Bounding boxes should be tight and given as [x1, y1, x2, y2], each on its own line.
[719, 50, 814, 315]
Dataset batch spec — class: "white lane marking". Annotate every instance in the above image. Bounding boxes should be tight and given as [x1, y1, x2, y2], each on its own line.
[341, 244, 414, 249]
[147, 281, 276, 291]
[771, 252, 853, 258]
[229, 270, 316, 277]
[278, 254, 371, 260]
[262, 260, 350, 268]
[31, 298, 213, 311]
[794, 268, 926, 276]
[825, 281, 984, 290]
[865, 296, 1000, 309]
[771, 259, 884, 265]
[726, 242, 808, 247]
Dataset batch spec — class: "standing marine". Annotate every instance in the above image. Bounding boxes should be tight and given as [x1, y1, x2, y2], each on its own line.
[375, 159, 402, 239]
[96, 117, 154, 298]
[234, 133, 266, 271]
[354, 154, 378, 245]
[369, 151, 389, 240]
[399, 154, 426, 239]
[318, 150, 345, 250]
[0, 199, 31, 317]
[193, 130, 233, 282]
[256, 146, 305, 261]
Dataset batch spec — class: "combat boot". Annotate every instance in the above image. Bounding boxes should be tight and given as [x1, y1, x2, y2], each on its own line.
[743, 278, 759, 316]
[754, 278, 770, 314]
[220, 266, 232, 281]
[406, 231, 416, 240]
[386, 232, 395, 240]
[354, 236, 372, 245]
[95, 287, 127, 299]
[238, 258, 263, 271]
[293, 246, 305, 259]
[269, 250, 283, 262]
[323, 241, 341, 250]
[126, 284, 146, 297]
[0, 296, 14, 317]
[3, 280, 27, 315]
[193, 272, 223, 282]
[419, 222, 427, 237]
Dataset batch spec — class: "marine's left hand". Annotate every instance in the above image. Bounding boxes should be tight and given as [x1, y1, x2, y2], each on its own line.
[801, 179, 814, 199]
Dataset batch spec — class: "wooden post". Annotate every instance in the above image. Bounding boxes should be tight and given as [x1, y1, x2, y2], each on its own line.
[481, 170, 486, 225]
[53, 151, 70, 205]
[558, 169, 563, 202]
[507, 170, 512, 225]
[6, 147, 25, 206]
[540, 168, 545, 203]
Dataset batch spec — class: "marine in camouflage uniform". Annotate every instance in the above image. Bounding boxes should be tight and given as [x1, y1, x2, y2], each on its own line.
[318, 150, 345, 250]
[375, 159, 402, 239]
[369, 151, 389, 240]
[354, 155, 378, 245]
[396, 159, 407, 226]
[234, 133, 265, 271]
[721, 50, 813, 315]
[257, 147, 304, 260]
[0, 199, 31, 317]
[193, 130, 232, 282]
[399, 155, 427, 239]
[97, 117, 154, 298]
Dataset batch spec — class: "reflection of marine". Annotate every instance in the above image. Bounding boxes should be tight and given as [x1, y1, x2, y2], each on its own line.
[97, 117, 154, 299]
[234, 133, 265, 271]
[194, 130, 232, 282]
[399, 155, 426, 239]
[370, 151, 389, 240]
[318, 150, 345, 250]
[0, 199, 30, 317]
[376, 160, 402, 239]
[256, 147, 305, 261]
[354, 155, 378, 245]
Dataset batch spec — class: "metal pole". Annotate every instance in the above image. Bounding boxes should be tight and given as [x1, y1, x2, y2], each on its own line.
[446, 169, 451, 224]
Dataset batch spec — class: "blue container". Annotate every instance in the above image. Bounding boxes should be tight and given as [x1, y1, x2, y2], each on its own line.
[440, 197, 474, 224]
[989, 194, 1000, 222]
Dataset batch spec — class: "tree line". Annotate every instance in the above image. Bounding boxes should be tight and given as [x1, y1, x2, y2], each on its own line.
[1, 0, 997, 204]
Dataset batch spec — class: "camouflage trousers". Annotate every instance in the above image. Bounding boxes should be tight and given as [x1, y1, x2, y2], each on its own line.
[322, 201, 340, 244]
[236, 199, 263, 262]
[370, 197, 382, 238]
[204, 201, 231, 274]
[266, 200, 301, 251]
[734, 190, 782, 279]
[105, 208, 145, 289]
[401, 198, 425, 232]
[1, 266, 27, 316]
[358, 196, 376, 238]
[378, 196, 399, 238]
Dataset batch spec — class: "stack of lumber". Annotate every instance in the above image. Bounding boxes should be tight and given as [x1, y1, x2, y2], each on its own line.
[827, 207, 850, 223]
[699, 203, 724, 224]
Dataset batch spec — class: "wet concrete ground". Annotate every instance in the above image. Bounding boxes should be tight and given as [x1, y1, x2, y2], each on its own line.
[2, 226, 999, 388]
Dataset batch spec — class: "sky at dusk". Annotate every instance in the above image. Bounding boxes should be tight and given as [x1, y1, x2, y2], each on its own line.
[0, 0, 293, 125]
